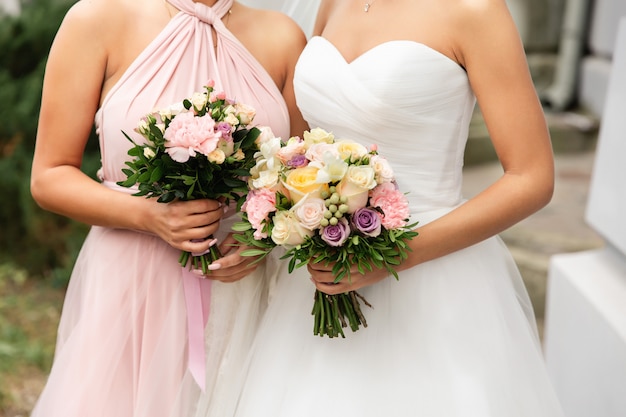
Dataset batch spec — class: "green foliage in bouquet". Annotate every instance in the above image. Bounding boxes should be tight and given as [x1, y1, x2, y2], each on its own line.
[118, 83, 262, 273]
[232, 128, 420, 338]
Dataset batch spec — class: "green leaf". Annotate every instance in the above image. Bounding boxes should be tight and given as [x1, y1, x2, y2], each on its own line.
[231, 221, 252, 232]
[127, 146, 143, 157]
[240, 249, 271, 257]
[149, 165, 163, 183]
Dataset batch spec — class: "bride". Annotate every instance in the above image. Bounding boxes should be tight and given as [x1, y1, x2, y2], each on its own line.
[194, 0, 565, 415]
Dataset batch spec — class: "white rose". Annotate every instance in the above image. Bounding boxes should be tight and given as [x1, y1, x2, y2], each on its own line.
[234, 103, 256, 125]
[191, 91, 208, 111]
[143, 147, 156, 159]
[369, 155, 395, 183]
[207, 149, 226, 164]
[293, 196, 326, 230]
[303, 127, 334, 146]
[336, 165, 377, 212]
[271, 210, 313, 246]
[232, 148, 245, 161]
[335, 140, 368, 161]
[164, 102, 186, 118]
[224, 113, 239, 126]
[137, 119, 150, 135]
[255, 126, 277, 147]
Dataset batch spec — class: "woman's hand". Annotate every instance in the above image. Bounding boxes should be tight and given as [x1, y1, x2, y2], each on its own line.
[146, 198, 224, 255]
[192, 232, 264, 283]
[308, 260, 390, 295]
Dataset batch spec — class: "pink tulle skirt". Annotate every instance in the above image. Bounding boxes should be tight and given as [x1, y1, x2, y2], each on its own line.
[31, 223, 268, 417]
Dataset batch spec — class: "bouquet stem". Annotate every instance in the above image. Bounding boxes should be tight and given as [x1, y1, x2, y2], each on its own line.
[178, 235, 223, 275]
[312, 290, 372, 338]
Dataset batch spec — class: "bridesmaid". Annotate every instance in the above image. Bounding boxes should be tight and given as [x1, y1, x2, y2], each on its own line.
[29, 0, 307, 416]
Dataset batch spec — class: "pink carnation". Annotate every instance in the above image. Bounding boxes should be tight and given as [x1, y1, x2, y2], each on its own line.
[369, 182, 410, 229]
[242, 188, 277, 239]
[164, 112, 221, 163]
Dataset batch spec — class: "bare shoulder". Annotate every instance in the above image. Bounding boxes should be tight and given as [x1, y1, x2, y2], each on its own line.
[444, 0, 522, 69]
[57, 0, 124, 38]
[236, 4, 307, 52]
[233, 4, 307, 87]
[453, 0, 515, 30]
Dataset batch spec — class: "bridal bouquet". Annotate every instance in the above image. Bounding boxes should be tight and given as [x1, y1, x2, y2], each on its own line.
[117, 80, 266, 274]
[233, 128, 418, 338]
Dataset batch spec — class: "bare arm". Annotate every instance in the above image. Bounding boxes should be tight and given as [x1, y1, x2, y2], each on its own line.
[310, 0, 554, 293]
[30, 1, 223, 256]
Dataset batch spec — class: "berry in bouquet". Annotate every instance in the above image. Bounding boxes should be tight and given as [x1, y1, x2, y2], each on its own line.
[233, 128, 418, 338]
[117, 80, 267, 274]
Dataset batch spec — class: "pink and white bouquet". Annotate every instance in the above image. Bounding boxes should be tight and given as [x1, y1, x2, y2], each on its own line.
[118, 80, 267, 273]
[233, 128, 418, 338]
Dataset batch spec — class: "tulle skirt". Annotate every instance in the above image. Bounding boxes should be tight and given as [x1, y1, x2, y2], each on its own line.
[31, 223, 269, 417]
[200, 208, 565, 417]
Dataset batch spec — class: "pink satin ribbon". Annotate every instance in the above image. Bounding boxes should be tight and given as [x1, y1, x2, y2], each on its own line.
[182, 267, 211, 392]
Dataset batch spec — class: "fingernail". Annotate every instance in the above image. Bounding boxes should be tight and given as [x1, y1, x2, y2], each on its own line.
[208, 238, 218, 247]
[223, 205, 229, 214]
[191, 269, 204, 276]
[208, 263, 221, 271]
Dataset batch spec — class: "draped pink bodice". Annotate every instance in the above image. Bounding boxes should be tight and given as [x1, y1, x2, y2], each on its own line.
[95, 0, 290, 184]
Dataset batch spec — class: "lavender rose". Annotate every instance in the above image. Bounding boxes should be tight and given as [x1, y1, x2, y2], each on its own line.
[320, 217, 350, 247]
[287, 154, 308, 168]
[351, 207, 382, 237]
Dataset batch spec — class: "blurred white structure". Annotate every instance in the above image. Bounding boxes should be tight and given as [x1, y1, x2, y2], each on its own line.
[543, 17, 626, 417]
[578, 0, 626, 116]
[239, 0, 320, 38]
[0, 0, 20, 16]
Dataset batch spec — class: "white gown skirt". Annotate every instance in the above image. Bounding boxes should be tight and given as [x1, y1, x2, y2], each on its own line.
[221, 212, 564, 417]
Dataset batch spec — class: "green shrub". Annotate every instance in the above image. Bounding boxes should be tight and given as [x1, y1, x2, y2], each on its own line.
[0, 0, 99, 286]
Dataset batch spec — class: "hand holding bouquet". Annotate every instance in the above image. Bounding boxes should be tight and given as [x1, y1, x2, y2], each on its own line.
[118, 80, 266, 273]
[233, 128, 418, 338]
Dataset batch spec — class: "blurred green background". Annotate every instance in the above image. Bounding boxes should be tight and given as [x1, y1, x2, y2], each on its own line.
[0, 0, 98, 414]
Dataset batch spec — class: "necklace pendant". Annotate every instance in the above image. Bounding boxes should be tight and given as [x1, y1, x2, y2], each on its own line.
[364, 3, 371, 12]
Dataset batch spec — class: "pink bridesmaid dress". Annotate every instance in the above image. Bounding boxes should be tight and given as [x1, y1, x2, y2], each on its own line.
[31, 0, 290, 416]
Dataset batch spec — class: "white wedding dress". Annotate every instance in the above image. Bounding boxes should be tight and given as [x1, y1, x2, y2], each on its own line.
[195, 36, 565, 417]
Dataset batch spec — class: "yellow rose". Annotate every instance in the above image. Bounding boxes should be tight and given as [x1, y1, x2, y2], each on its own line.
[283, 166, 329, 203]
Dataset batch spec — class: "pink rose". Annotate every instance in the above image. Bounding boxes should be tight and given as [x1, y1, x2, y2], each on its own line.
[242, 188, 277, 239]
[369, 183, 410, 229]
[277, 139, 306, 164]
[164, 112, 221, 163]
[305, 143, 339, 163]
[293, 196, 326, 230]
